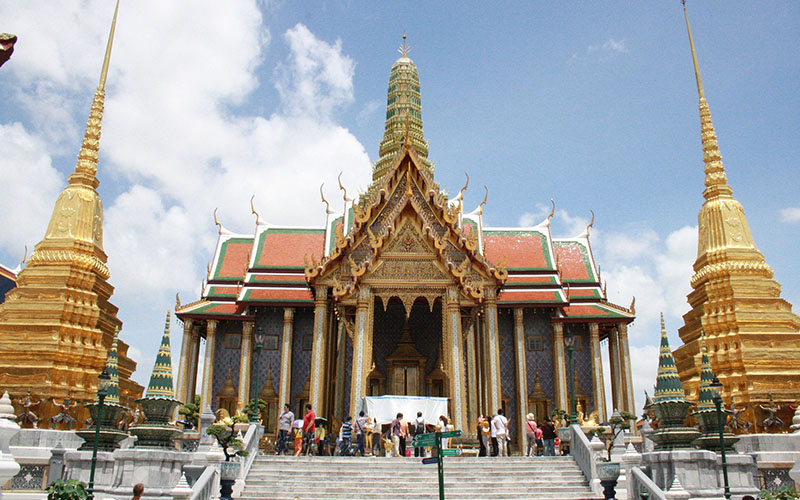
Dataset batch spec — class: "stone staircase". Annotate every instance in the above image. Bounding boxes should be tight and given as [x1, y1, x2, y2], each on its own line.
[240, 455, 602, 500]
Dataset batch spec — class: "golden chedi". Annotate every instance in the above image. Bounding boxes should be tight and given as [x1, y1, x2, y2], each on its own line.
[673, 2, 800, 433]
[0, 0, 142, 427]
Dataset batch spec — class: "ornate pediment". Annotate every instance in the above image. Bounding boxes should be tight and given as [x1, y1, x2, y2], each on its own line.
[307, 148, 507, 302]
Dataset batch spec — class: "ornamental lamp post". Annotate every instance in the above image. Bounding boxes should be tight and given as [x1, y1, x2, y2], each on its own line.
[251, 328, 266, 422]
[87, 368, 111, 500]
[564, 334, 577, 425]
[710, 376, 731, 500]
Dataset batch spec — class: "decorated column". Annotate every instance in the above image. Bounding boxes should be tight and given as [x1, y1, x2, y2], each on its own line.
[445, 286, 467, 431]
[552, 322, 567, 412]
[200, 320, 218, 412]
[589, 322, 607, 422]
[349, 286, 372, 418]
[175, 319, 193, 407]
[618, 322, 636, 417]
[278, 308, 295, 415]
[465, 320, 478, 426]
[608, 327, 622, 412]
[309, 286, 329, 415]
[188, 326, 201, 402]
[513, 308, 528, 446]
[237, 321, 253, 410]
[484, 288, 502, 413]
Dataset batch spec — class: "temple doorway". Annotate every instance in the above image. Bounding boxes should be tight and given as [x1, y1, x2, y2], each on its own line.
[370, 296, 442, 397]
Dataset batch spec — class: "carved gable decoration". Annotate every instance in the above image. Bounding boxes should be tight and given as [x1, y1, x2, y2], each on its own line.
[307, 148, 507, 302]
[383, 219, 433, 255]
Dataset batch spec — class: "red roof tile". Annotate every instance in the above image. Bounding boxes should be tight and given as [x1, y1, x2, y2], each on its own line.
[214, 238, 253, 281]
[254, 229, 325, 269]
[483, 231, 553, 270]
[241, 288, 313, 303]
[554, 242, 595, 282]
[561, 304, 629, 320]
[498, 289, 565, 304]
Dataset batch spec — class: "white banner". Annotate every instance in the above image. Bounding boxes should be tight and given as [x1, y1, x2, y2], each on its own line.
[360, 395, 449, 426]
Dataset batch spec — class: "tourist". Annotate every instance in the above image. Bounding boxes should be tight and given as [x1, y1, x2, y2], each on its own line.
[364, 415, 375, 456]
[339, 416, 353, 456]
[316, 421, 327, 456]
[489, 413, 498, 456]
[302, 404, 316, 456]
[413, 411, 426, 457]
[131, 483, 144, 500]
[399, 413, 409, 457]
[492, 408, 508, 457]
[354, 411, 367, 456]
[438, 415, 450, 450]
[525, 413, 537, 457]
[276, 403, 294, 455]
[372, 419, 383, 456]
[541, 416, 556, 456]
[390, 413, 403, 457]
[293, 426, 303, 456]
[479, 415, 491, 457]
[535, 424, 544, 456]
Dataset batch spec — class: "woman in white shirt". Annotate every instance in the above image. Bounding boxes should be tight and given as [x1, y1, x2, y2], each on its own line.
[492, 408, 509, 457]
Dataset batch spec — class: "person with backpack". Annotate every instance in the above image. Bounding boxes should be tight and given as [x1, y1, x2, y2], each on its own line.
[339, 415, 353, 456]
[354, 411, 367, 456]
[413, 411, 426, 457]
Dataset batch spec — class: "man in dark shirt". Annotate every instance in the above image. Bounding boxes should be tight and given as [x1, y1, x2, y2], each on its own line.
[540, 416, 557, 456]
[390, 413, 403, 457]
[354, 411, 367, 456]
[302, 404, 316, 456]
[340, 415, 353, 456]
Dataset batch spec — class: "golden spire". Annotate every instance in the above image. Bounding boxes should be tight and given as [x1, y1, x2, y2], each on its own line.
[398, 33, 410, 58]
[681, 0, 730, 201]
[72, 0, 120, 187]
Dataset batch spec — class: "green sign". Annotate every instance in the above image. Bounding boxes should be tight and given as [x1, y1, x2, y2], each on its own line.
[440, 448, 462, 457]
[439, 430, 462, 439]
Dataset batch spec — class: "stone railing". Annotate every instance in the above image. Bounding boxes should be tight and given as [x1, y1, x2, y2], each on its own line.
[237, 423, 261, 481]
[570, 424, 601, 496]
[189, 464, 219, 500]
[629, 466, 668, 500]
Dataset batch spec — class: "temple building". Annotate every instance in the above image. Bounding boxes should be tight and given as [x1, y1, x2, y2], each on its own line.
[175, 38, 635, 442]
[0, 1, 143, 425]
[672, 4, 800, 432]
[0, 263, 16, 305]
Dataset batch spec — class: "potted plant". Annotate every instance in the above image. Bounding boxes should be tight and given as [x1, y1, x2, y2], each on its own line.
[178, 395, 200, 430]
[46, 479, 88, 500]
[207, 416, 250, 480]
[242, 398, 267, 424]
[594, 410, 636, 481]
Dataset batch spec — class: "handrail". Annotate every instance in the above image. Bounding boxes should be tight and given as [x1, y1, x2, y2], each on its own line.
[630, 466, 668, 500]
[238, 423, 262, 481]
[189, 464, 219, 500]
[570, 423, 599, 495]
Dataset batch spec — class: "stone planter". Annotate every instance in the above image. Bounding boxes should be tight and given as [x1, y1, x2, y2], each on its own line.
[233, 423, 250, 433]
[596, 461, 620, 481]
[220, 461, 241, 480]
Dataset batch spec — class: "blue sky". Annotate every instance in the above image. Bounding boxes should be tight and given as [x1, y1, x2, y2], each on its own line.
[1, 1, 798, 414]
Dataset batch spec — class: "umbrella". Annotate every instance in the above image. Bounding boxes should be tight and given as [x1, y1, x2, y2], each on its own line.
[315, 417, 328, 425]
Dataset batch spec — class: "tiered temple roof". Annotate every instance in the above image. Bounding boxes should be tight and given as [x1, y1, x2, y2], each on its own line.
[178, 40, 633, 331]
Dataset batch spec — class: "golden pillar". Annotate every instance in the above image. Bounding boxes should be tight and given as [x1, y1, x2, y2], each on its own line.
[200, 320, 218, 411]
[552, 322, 567, 412]
[188, 325, 201, 401]
[618, 322, 635, 417]
[513, 308, 528, 446]
[465, 320, 478, 426]
[484, 288, 502, 413]
[237, 321, 254, 410]
[310, 287, 329, 415]
[349, 286, 372, 418]
[608, 327, 622, 412]
[278, 308, 295, 414]
[589, 323, 607, 422]
[175, 319, 193, 405]
[444, 287, 468, 431]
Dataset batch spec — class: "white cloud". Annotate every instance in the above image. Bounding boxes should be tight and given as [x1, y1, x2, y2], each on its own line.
[276, 23, 355, 119]
[1, 1, 371, 386]
[588, 38, 629, 56]
[779, 207, 800, 223]
[0, 123, 64, 257]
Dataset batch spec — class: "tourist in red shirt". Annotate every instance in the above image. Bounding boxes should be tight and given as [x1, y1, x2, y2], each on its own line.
[302, 404, 316, 456]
